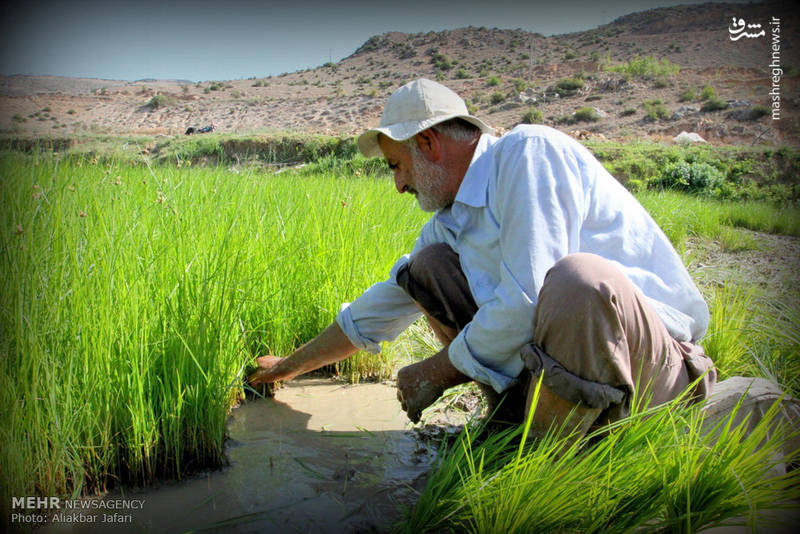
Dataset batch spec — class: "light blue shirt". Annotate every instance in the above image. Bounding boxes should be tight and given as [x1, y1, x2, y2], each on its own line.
[336, 125, 709, 393]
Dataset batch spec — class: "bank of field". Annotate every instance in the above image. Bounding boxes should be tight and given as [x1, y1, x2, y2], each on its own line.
[1, 147, 799, 529]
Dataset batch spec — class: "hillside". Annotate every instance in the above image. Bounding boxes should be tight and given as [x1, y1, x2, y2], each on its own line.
[0, 0, 797, 145]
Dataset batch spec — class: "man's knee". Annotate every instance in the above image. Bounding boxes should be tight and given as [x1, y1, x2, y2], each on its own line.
[405, 243, 459, 290]
[541, 253, 626, 302]
[397, 243, 477, 331]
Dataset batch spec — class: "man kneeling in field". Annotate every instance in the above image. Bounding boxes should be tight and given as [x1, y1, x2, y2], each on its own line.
[249, 78, 716, 437]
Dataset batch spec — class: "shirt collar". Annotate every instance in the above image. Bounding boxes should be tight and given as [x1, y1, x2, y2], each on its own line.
[453, 133, 498, 208]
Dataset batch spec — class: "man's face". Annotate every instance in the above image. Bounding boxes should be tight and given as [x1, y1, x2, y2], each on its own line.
[378, 135, 452, 212]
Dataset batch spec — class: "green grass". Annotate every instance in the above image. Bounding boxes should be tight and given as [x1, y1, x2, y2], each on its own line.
[2, 145, 799, 530]
[0, 152, 426, 519]
[403, 384, 799, 533]
[403, 188, 800, 533]
[636, 190, 800, 256]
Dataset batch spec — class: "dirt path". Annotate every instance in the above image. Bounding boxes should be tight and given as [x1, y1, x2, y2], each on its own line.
[687, 230, 800, 305]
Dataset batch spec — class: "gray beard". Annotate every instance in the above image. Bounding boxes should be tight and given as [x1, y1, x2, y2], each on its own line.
[409, 144, 450, 212]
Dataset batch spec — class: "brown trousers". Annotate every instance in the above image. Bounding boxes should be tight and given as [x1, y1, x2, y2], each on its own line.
[396, 243, 716, 432]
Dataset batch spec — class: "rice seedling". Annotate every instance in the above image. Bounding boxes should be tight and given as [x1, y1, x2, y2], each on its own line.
[2, 148, 798, 532]
[403, 383, 800, 533]
[0, 151, 426, 519]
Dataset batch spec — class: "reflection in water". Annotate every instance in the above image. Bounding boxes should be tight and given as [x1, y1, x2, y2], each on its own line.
[42, 379, 438, 533]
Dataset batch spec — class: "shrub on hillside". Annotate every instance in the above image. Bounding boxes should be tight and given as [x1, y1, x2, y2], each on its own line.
[146, 94, 177, 109]
[643, 99, 669, 120]
[652, 161, 724, 194]
[573, 107, 600, 122]
[490, 91, 506, 105]
[602, 55, 680, 79]
[701, 97, 729, 112]
[700, 84, 717, 100]
[679, 87, 697, 102]
[521, 107, 543, 124]
[556, 77, 584, 92]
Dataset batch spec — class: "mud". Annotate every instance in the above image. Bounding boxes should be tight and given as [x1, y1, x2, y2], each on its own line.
[41, 379, 446, 534]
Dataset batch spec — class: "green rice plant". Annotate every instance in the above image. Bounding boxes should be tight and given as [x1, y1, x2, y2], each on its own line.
[404, 384, 799, 533]
[702, 285, 757, 380]
[0, 152, 428, 517]
[749, 300, 800, 395]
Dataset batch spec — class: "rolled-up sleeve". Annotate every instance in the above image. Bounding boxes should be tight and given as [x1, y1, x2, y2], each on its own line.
[335, 255, 421, 353]
[447, 134, 585, 393]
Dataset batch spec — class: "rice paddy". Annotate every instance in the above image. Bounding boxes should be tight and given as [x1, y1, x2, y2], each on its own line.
[1, 147, 798, 530]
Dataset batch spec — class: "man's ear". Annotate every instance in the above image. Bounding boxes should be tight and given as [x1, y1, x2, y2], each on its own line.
[414, 128, 442, 162]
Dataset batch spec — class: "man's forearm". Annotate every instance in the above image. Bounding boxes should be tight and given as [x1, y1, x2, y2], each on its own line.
[253, 321, 359, 383]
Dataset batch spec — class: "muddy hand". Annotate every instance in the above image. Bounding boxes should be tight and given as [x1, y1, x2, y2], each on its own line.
[248, 355, 286, 385]
[396, 364, 444, 423]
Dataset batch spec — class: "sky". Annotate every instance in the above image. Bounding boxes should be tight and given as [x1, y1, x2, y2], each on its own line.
[0, 0, 753, 82]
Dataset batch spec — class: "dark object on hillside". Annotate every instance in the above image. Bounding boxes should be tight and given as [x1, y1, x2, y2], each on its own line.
[185, 122, 216, 135]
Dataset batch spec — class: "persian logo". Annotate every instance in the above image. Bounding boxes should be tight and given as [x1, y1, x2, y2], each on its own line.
[728, 17, 766, 40]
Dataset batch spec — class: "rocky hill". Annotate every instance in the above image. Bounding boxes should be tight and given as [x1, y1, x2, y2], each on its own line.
[1, 0, 797, 145]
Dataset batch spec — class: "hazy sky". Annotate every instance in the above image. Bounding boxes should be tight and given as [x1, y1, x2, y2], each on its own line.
[1, 0, 751, 81]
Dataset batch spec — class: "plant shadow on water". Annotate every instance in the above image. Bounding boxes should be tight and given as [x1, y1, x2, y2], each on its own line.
[39, 379, 439, 534]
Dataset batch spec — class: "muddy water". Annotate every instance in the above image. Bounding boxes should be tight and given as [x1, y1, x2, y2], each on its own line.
[42, 379, 441, 534]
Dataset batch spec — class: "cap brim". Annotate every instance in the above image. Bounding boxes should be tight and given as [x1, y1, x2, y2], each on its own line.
[356, 115, 494, 158]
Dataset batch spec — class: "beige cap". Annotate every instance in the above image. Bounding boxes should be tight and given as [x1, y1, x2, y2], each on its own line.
[356, 78, 494, 158]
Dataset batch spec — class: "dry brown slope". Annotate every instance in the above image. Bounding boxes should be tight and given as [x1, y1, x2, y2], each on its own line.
[0, 0, 796, 145]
